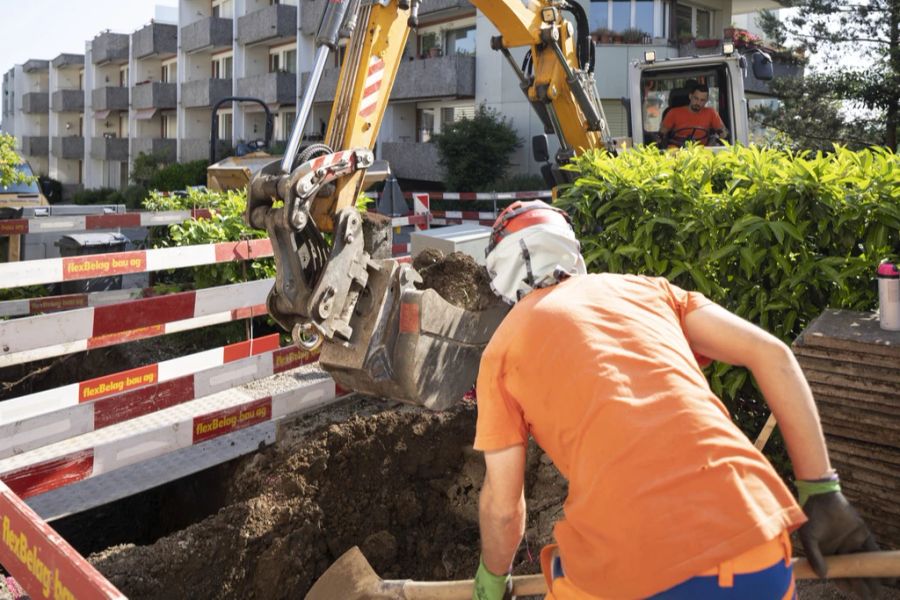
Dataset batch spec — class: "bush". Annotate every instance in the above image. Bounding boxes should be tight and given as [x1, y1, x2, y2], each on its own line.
[148, 160, 209, 192]
[72, 187, 123, 206]
[434, 105, 522, 192]
[556, 144, 900, 440]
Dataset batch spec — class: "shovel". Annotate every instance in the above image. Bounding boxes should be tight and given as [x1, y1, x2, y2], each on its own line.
[305, 546, 900, 600]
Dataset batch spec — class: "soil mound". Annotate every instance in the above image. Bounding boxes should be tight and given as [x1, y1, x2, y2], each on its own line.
[86, 400, 567, 599]
[412, 249, 501, 311]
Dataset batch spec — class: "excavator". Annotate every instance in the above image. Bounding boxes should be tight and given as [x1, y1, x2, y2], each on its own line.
[229, 0, 773, 410]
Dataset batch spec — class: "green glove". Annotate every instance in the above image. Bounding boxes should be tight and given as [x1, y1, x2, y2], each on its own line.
[473, 556, 513, 600]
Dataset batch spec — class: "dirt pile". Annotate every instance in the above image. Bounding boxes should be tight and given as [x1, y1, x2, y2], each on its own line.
[412, 249, 501, 311]
[86, 399, 567, 599]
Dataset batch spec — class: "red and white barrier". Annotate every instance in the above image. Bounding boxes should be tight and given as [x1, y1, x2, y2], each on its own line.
[389, 214, 429, 228]
[0, 279, 272, 368]
[0, 209, 212, 237]
[0, 238, 273, 290]
[0, 287, 153, 319]
[0, 481, 125, 599]
[0, 378, 339, 500]
[0, 338, 323, 458]
[404, 190, 551, 201]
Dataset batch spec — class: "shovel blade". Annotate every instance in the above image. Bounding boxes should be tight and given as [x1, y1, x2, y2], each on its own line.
[305, 546, 388, 600]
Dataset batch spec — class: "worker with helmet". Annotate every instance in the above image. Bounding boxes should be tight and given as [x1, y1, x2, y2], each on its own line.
[471, 201, 882, 599]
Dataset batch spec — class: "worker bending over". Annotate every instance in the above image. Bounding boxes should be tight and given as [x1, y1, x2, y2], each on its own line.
[471, 201, 882, 600]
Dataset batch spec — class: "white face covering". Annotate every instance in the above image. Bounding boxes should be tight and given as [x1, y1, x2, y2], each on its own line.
[485, 222, 587, 304]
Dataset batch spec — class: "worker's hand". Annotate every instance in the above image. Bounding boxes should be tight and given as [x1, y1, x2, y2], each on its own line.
[798, 486, 882, 599]
[473, 556, 514, 600]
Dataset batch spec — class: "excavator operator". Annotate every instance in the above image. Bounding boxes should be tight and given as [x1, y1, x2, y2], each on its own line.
[658, 82, 728, 147]
[471, 201, 883, 600]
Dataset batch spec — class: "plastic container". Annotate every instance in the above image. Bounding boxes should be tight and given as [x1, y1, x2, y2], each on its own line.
[877, 261, 900, 331]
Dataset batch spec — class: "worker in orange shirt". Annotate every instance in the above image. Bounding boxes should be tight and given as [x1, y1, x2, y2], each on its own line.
[658, 82, 728, 147]
[471, 201, 883, 600]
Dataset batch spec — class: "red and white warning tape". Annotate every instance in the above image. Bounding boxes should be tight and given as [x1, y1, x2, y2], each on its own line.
[0, 238, 273, 290]
[389, 214, 429, 228]
[0, 379, 340, 500]
[0, 209, 212, 237]
[404, 190, 551, 201]
[0, 279, 272, 368]
[0, 287, 153, 319]
[0, 337, 321, 458]
[0, 481, 125, 599]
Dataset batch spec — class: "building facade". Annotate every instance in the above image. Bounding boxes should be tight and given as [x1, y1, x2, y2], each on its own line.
[1, 0, 787, 192]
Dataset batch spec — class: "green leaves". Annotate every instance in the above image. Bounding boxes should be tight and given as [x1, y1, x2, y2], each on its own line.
[556, 143, 900, 431]
[0, 133, 34, 188]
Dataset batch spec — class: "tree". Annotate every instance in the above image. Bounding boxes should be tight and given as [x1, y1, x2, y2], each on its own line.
[758, 1, 900, 150]
[433, 105, 522, 192]
[0, 132, 30, 187]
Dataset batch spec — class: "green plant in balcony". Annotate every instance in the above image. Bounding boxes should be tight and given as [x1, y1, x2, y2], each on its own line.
[620, 28, 649, 44]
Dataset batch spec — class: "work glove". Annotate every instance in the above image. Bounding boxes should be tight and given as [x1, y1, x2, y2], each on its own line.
[473, 556, 514, 600]
[797, 475, 883, 600]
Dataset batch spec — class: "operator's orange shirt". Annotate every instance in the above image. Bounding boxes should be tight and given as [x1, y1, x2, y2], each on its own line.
[661, 106, 725, 142]
[474, 274, 806, 598]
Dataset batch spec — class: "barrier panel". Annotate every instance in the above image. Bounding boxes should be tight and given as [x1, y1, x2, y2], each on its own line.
[0, 191, 551, 597]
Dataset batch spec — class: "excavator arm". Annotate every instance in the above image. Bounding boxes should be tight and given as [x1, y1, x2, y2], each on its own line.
[245, 0, 611, 408]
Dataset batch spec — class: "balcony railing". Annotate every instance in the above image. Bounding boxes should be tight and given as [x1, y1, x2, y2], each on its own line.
[92, 87, 129, 112]
[236, 72, 296, 105]
[51, 89, 85, 113]
[133, 82, 177, 110]
[91, 32, 129, 65]
[22, 92, 49, 114]
[51, 54, 84, 70]
[182, 78, 233, 108]
[23, 59, 49, 73]
[51, 136, 85, 160]
[22, 136, 49, 157]
[381, 141, 442, 182]
[90, 137, 128, 161]
[181, 17, 233, 53]
[133, 138, 176, 162]
[237, 4, 297, 46]
[133, 22, 177, 59]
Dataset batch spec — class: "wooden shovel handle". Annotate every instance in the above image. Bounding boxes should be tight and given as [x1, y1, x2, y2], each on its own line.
[397, 551, 900, 599]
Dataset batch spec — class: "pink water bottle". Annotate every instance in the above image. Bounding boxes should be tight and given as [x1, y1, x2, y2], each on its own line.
[877, 261, 900, 331]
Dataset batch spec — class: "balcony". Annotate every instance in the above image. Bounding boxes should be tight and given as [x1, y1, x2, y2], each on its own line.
[182, 17, 233, 54]
[92, 86, 129, 112]
[22, 92, 49, 114]
[52, 136, 85, 160]
[91, 32, 129, 66]
[23, 59, 49, 73]
[133, 22, 177, 59]
[22, 136, 49, 157]
[181, 138, 210, 162]
[51, 54, 84, 70]
[133, 138, 176, 162]
[90, 136, 128, 161]
[51, 89, 84, 113]
[133, 81, 176, 110]
[183, 78, 233, 108]
[418, 0, 473, 19]
[237, 4, 297, 46]
[392, 54, 475, 100]
[381, 142, 442, 182]
[237, 72, 296, 105]
[304, 54, 474, 104]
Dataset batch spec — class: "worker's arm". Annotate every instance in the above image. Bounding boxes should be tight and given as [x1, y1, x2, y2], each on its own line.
[682, 302, 830, 479]
[479, 444, 527, 575]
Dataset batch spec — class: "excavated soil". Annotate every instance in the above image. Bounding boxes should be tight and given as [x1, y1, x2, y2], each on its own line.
[84, 399, 566, 599]
[413, 249, 501, 311]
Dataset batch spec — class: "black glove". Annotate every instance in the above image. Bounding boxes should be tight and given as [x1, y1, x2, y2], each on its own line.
[798, 490, 882, 599]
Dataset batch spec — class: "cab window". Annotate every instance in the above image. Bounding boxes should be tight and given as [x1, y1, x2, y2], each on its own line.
[639, 68, 730, 145]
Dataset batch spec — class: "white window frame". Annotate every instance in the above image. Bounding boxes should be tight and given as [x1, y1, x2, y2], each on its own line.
[676, 2, 714, 38]
[592, 0, 663, 36]
[268, 43, 297, 74]
[212, 51, 234, 79]
[212, 0, 234, 19]
[161, 58, 178, 83]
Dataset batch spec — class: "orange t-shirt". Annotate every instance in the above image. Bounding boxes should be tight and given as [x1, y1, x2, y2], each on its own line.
[661, 106, 725, 144]
[474, 274, 805, 598]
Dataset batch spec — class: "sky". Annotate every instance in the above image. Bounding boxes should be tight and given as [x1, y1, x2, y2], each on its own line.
[0, 0, 177, 71]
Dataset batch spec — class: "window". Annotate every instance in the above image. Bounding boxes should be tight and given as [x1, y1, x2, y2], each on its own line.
[219, 113, 233, 140]
[270, 0, 298, 5]
[284, 49, 297, 73]
[417, 108, 434, 142]
[212, 54, 233, 79]
[269, 53, 280, 73]
[418, 31, 441, 58]
[161, 59, 177, 83]
[590, 0, 656, 34]
[161, 113, 177, 138]
[677, 4, 713, 39]
[446, 26, 475, 56]
[212, 0, 233, 18]
[279, 111, 296, 141]
[269, 46, 296, 73]
[119, 66, 129, 87]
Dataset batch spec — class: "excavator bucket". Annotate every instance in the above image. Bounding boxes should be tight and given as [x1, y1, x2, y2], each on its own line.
[319, 259, 509, 410]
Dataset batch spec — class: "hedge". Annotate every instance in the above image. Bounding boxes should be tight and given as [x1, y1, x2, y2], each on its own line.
[556, 144, 900, 438]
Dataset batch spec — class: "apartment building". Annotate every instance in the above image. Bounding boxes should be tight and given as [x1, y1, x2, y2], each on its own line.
[49, 54, 85, 197]
[1, 0, 788, 193]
